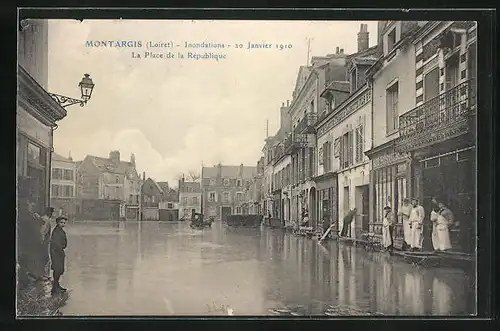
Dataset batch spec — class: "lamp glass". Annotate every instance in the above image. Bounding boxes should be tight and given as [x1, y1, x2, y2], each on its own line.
[79, 74, 95, 102]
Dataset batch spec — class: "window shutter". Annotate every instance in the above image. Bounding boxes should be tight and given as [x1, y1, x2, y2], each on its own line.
[334, 138, 340, 158]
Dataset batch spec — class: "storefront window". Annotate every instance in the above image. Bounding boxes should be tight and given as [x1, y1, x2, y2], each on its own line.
[27, 142, 41, 165]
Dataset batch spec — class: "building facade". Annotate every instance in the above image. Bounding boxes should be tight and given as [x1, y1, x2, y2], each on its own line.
[76, 151, 141, 220]
[50, 152, 77, 218]
[17, 19, 67, 215]
[201, 164, 257, 221]
[178, 178, 202, 219]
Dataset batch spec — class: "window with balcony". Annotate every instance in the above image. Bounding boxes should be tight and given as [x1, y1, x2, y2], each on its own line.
[386, 82, 399, 134]
[339, 131, 354, 169]
[223, 192, 230, 202]
[355, 124, 365, 163]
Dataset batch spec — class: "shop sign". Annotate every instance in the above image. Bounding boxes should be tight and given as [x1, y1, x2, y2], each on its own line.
[372, 151, 409, 169]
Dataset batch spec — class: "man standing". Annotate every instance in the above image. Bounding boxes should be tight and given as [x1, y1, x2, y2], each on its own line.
[340, 208, 356, 237]
[409, 198, 425, 251]
[398, 198, 412, 250]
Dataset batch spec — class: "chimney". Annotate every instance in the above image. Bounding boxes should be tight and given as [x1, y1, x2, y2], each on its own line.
[109, 150, 120, 165]
[336, 46, 340, 54]
[239, 163, 244, 177]
[282, 102, 284, 107]
[357, 23, 369, 53]
[130, 153, 136, 166]
[340, 48, 344, 54]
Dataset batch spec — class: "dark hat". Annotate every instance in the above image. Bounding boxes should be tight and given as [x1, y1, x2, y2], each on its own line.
[55, 216, 68, 223]
[383, 206, 392, 210]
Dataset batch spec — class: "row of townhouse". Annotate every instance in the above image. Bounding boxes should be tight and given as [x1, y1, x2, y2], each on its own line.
[257, 21, 477, 254]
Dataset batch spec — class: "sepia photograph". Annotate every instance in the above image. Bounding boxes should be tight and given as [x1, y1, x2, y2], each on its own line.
[16, 12, 480, 317]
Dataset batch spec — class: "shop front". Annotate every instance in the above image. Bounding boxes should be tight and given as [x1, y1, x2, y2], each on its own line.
[366, 141, 411, 248]
[313, 172, 338, 235]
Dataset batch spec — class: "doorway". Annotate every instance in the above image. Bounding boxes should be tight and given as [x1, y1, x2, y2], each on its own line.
[343, 186, 350, 236]
[221, 207, 232, 223]
[309, 187, 317, 229]
[356, 185, 370, 233]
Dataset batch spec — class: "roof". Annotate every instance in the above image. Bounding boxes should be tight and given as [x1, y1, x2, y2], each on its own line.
[157, 181, 170, 193]
[352, 56, 378, 66]
[202, 164, 257, 179]
[86, 155, 140, 179]
[325, 81, 350, 92]
[52, 153, 73, 162]
[144, 178, 165, 194]
[163, 188, 179, 202]
[180, 181, 200, 193]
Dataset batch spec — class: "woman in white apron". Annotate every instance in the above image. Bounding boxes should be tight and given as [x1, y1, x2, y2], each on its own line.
[382, 206, 395, 252]
[409, 198, 425, 251]
[436, 202, 453, 251]
[430, 207, 440, 251]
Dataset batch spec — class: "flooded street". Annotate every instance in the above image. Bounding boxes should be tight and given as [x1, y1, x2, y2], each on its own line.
[59, 221, 475, 316]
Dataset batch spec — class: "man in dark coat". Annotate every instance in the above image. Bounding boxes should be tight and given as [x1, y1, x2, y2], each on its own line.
[340, 208, 357, 237]
[50, 216, 68, 294]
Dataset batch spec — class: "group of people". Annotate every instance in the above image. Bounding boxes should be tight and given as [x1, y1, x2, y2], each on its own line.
[382, 197, 455, 253]
[18, 197, 69, 295]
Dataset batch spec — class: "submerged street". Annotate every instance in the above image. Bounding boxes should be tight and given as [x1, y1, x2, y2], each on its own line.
[59, 221, 475, 316]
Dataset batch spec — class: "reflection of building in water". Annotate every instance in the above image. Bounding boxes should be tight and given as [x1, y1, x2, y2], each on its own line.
[432, 276, 453, 315]
[404, 272, 424, 315]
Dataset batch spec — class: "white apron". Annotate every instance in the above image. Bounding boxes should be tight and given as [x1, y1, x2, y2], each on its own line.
[382, 213, 393, 248]
[436, 214, 452, 251]
[430, 210, 439, 250]
[399, 205, 412, 245]
[409, 205, 425, 249]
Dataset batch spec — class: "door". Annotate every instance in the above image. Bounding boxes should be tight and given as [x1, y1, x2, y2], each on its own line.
[360, 185, 369, 232]
[221, 207, 232, 223]
[343, 186, 350, 236]
[423, 67, 441, 129]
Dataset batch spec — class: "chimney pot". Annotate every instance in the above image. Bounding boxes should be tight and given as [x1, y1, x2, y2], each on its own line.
[340, 48, 344, 54]
[282, 102, 284, 107]
[287, 100, 290, 106]
[336, 46, 340, 54]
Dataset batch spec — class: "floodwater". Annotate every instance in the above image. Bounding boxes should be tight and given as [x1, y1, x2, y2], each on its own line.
[59, 221, 476, 316]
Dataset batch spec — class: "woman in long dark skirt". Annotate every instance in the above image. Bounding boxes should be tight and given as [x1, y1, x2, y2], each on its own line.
[50, 216, 68, 294]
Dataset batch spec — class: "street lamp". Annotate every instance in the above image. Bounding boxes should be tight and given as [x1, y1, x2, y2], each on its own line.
[50, 73, 95, 108]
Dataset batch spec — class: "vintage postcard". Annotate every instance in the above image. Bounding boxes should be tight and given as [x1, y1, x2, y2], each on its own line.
[17, 14, 478, 317]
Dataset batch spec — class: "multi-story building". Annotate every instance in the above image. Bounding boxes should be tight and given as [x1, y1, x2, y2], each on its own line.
[315, 24, 381, 239]
[17, 19, 67, 215]
[201, 163, 257, 221]
[261, 135, 276, 217]
[178, 177, 202, 220]
[76, 150, 141, 220]
[50, 152, 77, 218]
[240, 157, 264, 215]
[286, 46, 350, 230]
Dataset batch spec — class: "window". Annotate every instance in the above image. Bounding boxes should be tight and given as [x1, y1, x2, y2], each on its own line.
[237, 179, 242, 187]
[64, 185, 73, 197]
[116, 176, 119, 183]
[236, 192, 243, 201]
[350, 68, 357, 93]
[339, 131, 354, 169]
[387, 28, 396, 54]
[129, 194, 133, 203]
[355, 124, 365, 163]
[210, 178, 216, 185]
[223, 179, 230, 186]
[52, 168, 62, 180]
[51, 184, 59, 197]
[223, 192, 230, 202]
[386, 82, 399, 133]
[152, 196, 156, 203]
[183, 197, 188, 204]
[168, 203, 174, 209]
[27, 142, 41, 165]
[322, 141, 332, 172]
[192, 197, 198, 205]
[63, 169, 73, 180]
[236, 207, 242, 214]
[209, 192, 216, 202]
[136, 195, 139, 204]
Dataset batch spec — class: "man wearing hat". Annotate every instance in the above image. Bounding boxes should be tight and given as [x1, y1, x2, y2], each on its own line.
[382, 206, 395, 252]
[409, 197, 425, 251]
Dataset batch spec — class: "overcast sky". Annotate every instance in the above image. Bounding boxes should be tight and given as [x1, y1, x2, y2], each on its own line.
[48, 20, 377, 185]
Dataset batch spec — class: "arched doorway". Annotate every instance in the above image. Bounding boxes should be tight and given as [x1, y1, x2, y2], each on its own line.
[309, 187, 317, 230]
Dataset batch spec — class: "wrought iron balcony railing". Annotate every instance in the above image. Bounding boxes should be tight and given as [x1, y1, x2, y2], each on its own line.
[397, 79, 475, 150]
[294, 112, 318, 135]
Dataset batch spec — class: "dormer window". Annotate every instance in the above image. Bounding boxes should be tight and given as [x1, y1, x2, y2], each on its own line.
[350, 67, 358, 93]
[387, 28, 397, 54]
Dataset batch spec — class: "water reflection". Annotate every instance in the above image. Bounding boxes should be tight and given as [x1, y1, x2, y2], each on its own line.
[60, 221, 475, 316]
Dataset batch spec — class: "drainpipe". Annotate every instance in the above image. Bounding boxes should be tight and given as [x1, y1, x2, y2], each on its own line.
[48, 123, 58, 211]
